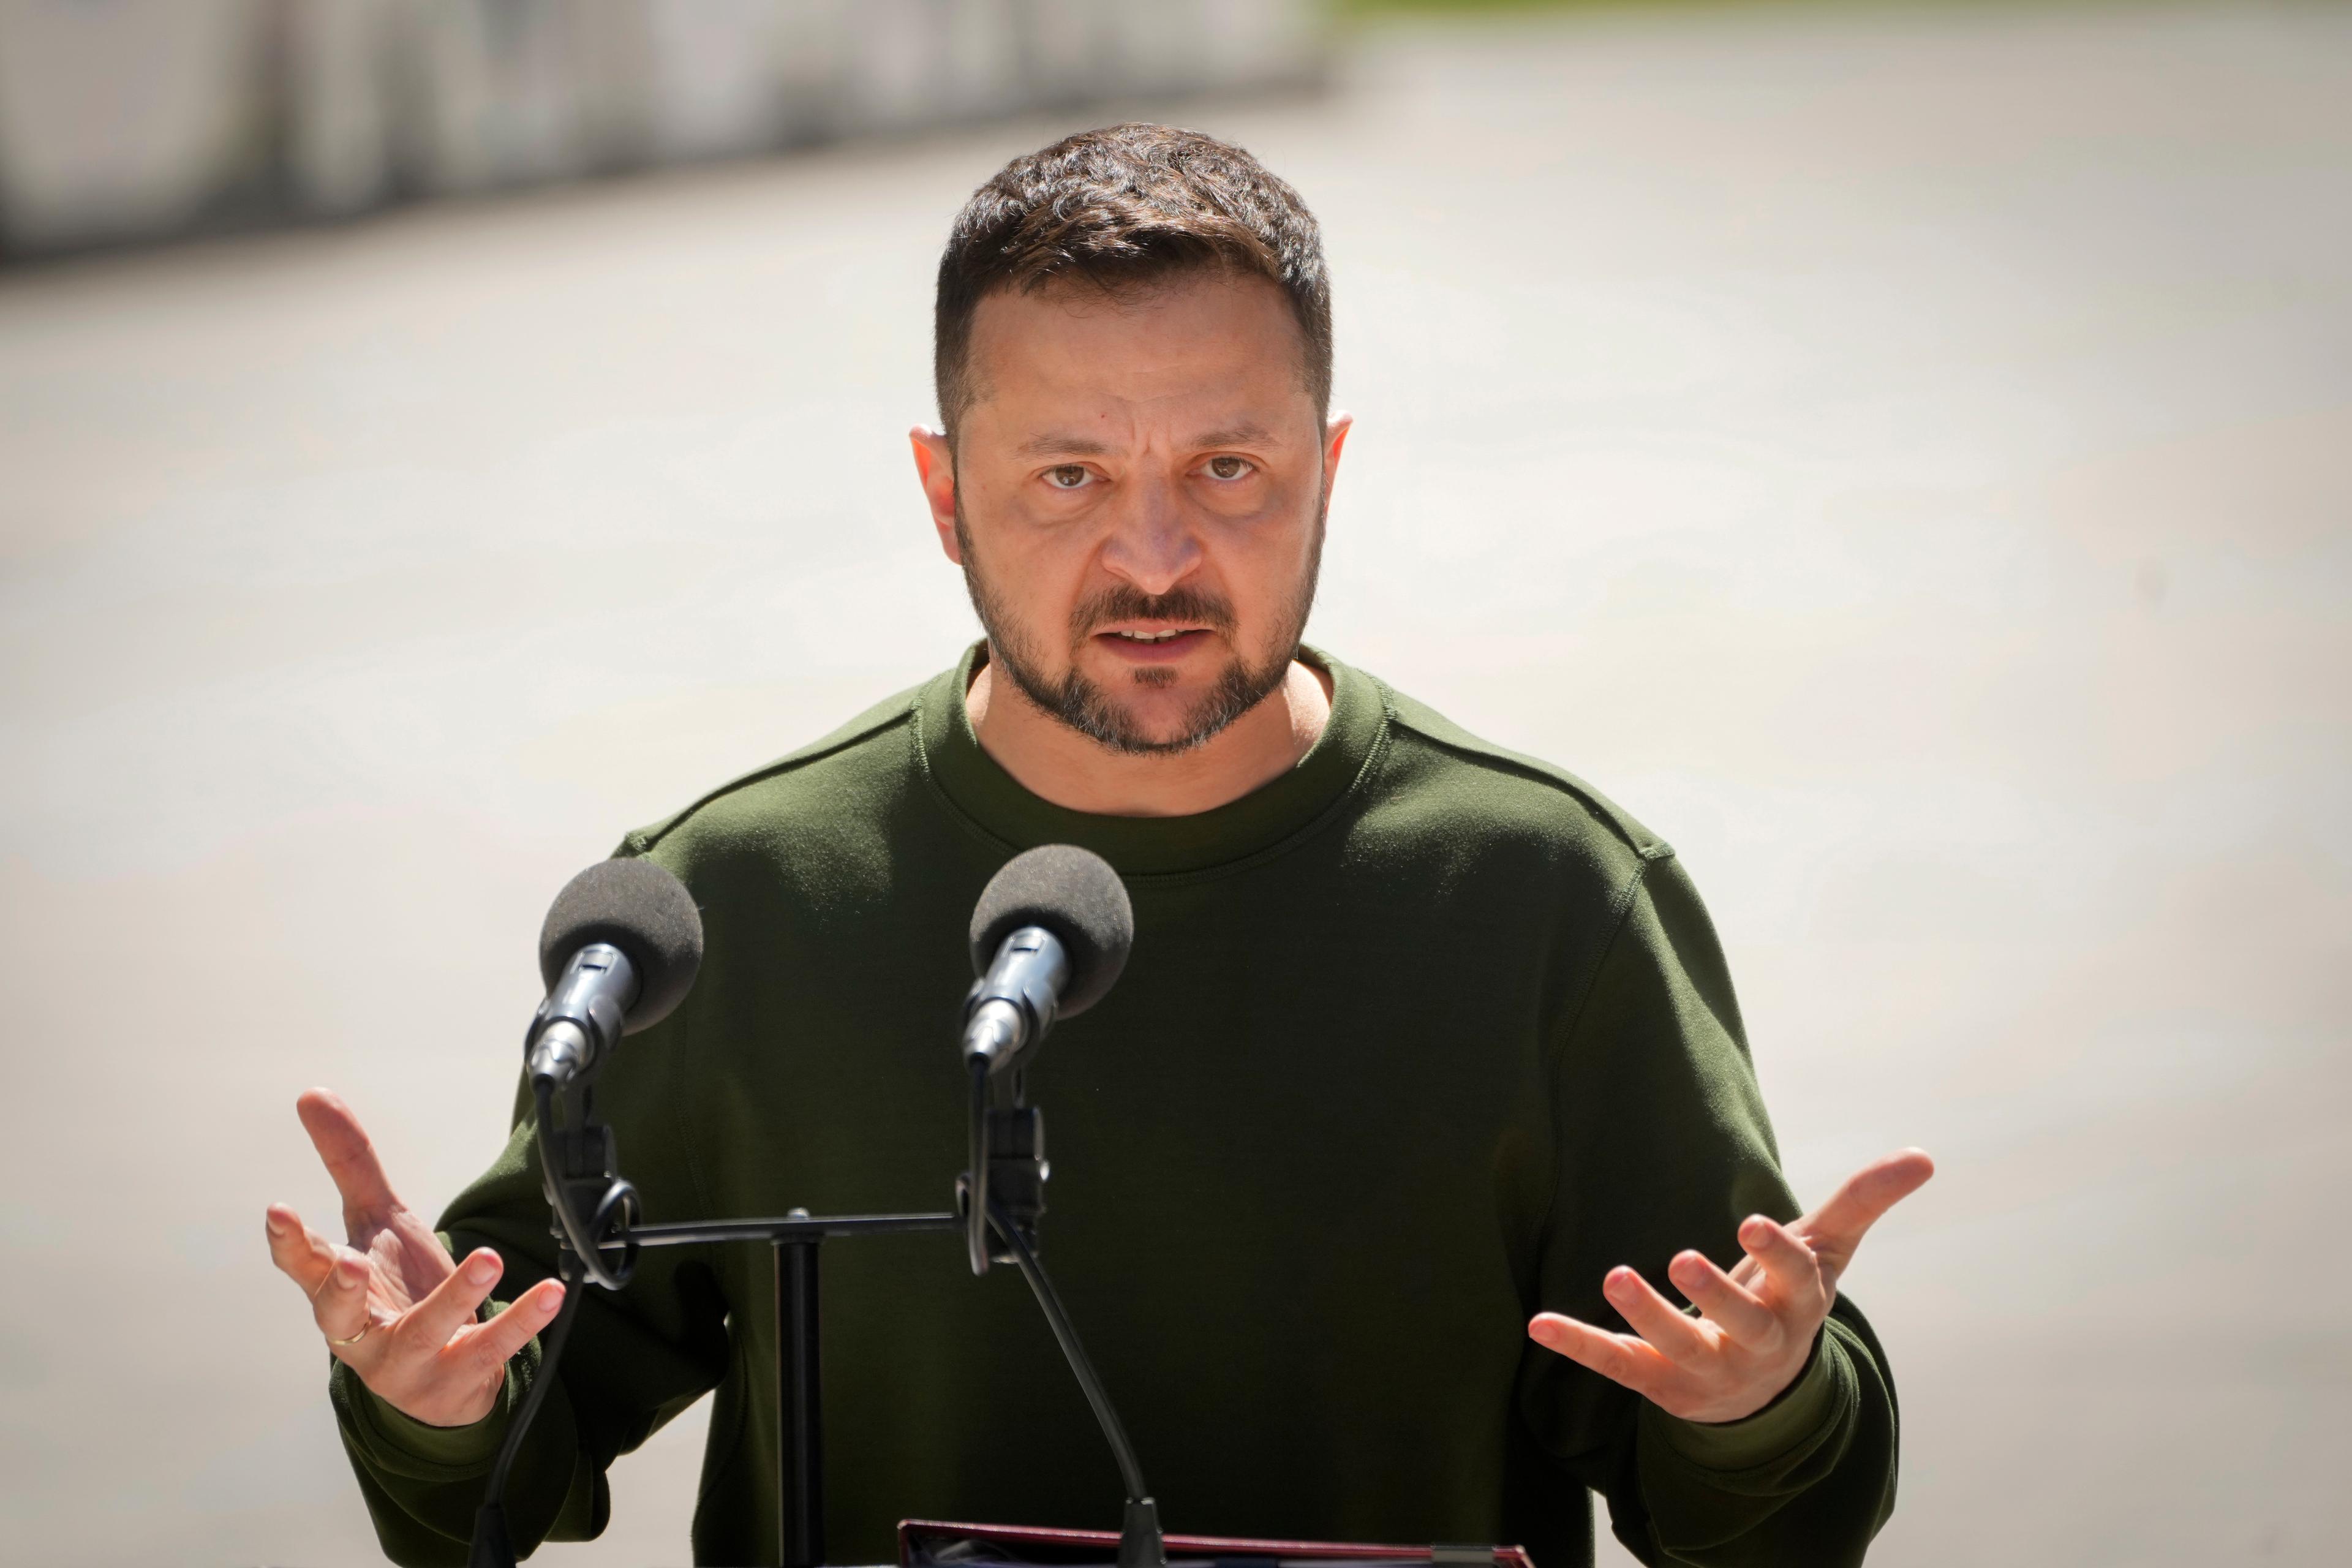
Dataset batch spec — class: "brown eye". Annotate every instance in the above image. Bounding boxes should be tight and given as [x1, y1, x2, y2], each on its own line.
[1206, 456, 1253, 480]
[1044, 465, 1090, 490]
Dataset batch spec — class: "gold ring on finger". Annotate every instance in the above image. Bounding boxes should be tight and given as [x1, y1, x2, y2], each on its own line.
[326, 1318, 372, 1348]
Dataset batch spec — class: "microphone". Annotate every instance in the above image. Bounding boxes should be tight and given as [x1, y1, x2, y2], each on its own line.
[526, 858, 704, 1088]
[475, 859, 701, 1568]
[957, 847, 1161, 1568]
[963, 845, 1134, 1074]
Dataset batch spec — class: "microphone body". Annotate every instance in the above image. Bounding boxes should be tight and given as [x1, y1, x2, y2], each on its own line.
[963, 925, 1071, 1072]
[528, 944, 639, 1087]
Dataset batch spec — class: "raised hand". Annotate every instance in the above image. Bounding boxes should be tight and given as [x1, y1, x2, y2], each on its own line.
[264, 1087, 566, 1428]
[1528, 1148, 1934, 1425]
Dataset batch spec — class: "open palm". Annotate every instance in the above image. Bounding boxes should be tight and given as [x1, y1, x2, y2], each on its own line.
[265, 1088, 566, 1428]
[1530, 1148, 1934, 1424]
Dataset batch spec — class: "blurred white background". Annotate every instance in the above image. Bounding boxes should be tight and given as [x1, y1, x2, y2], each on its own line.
[2, 2, 2348, 1564]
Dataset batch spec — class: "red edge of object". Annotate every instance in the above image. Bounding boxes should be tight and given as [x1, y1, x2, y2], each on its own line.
[897, 1519, 1535, 1568]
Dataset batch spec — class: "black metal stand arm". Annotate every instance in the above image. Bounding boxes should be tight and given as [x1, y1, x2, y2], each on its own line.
[633, 1208, 964, 1568]
[982, 1193, 1164, 1568]
[464, 1072, 1162, 1568]
[960, 1063, 1162, 1568]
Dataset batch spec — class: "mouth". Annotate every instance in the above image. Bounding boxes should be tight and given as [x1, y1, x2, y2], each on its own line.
[1091, 625, 1214, 662]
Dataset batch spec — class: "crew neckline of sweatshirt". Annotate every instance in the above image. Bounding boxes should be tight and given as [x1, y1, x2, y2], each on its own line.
[913, 641, 1385, 879]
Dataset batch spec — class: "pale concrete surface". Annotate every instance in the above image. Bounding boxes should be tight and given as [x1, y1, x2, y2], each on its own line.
[2, 3, 2347, 1564]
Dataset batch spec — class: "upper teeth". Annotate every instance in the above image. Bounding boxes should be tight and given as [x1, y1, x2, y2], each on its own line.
[1115, 630, 1183, 642]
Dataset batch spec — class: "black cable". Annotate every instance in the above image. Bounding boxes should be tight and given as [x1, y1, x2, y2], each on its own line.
[472, 1080, 632, 1564]
[965, 1055, 992, 1275]
[467, 1248, 587, 1568]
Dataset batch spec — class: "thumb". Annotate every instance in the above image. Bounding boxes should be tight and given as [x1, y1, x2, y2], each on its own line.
[1793, 1147, 1934, 1283]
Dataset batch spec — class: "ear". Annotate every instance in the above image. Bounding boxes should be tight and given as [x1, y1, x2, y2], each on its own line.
[910, 426, 961, 564]
[1321, 411, 1354, 491]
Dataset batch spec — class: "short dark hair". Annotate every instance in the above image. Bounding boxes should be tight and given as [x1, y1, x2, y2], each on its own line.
[933, 123, 1332, 442]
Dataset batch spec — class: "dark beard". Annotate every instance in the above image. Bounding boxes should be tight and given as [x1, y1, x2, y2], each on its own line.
[954, 508, 1324, 757]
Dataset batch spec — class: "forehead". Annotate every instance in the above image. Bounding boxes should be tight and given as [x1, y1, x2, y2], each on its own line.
[961, 270, 1313, 441]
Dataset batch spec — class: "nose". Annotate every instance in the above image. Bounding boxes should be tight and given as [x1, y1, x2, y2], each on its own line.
[1096, 468, 1201, 597]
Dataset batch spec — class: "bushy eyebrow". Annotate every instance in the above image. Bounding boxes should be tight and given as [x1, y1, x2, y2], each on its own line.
[1014, 432, 1114, 458]
[1190, 422, 1278, 450]
[1013, 421, 1282, 459]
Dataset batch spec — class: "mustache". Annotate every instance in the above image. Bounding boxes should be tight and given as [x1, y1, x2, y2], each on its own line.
[1070, 584, 1237, 639]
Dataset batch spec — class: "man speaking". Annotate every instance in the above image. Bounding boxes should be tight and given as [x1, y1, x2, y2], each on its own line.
[264, 125, 1931, 1567]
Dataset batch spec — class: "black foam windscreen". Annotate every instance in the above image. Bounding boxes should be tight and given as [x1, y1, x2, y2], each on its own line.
[968, 844, 1134, 1019]
[538, 858, 705, 1033]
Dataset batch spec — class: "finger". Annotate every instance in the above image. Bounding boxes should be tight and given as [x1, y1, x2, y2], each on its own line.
[1528, 1312, 1671, 1396]
[1601, 1266, 1711, 1364]
[454, 1278, 568, 1371]
[312, 1248, 378, 1344]
[264, 1204, 338, 1297]
[295, 1087, 401, 1223]
[1738, 1215, 1826, 1311]
[399, 1248, 505, 1352]
[1798, 1147, 1936, 1257]
[1667, 1250, 1778, 1348]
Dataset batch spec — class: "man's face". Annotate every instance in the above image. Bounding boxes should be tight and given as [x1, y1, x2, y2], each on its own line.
[914, 271, 1348, 753]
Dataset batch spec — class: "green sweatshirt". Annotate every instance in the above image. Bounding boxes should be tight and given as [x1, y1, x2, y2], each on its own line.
[330, 645, 1898, 1567]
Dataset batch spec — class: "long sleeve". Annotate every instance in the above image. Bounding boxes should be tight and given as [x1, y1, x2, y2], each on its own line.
[328, 919, 734, 1565]
[1513, 850, 1901, 1566]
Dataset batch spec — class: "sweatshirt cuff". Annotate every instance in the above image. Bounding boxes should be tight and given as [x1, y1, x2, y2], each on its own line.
[349, 1374, 512, 1469]
[1646, 1328, 1847, 1469]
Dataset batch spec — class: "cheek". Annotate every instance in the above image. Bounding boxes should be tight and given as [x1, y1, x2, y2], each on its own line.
[962, 505, 1099, 631]
[1202, 525, 1317, 640]
[1204, 491, 1319, 576]
[981, 509, 1098, 591]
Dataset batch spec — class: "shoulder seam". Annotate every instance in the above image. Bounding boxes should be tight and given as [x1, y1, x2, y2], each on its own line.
[1379, 698, 1675, 863]
[1556, 854, 1656, 1066]
[624, 698, 918, 855]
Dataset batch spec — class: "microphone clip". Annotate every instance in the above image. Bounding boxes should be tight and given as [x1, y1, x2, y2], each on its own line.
[956, 1096, 1046, 1269]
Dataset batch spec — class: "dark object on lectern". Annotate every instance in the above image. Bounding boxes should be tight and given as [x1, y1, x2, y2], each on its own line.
[899, 1520, 1536, 1568]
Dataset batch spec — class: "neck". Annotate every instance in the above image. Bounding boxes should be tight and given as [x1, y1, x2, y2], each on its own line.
[966, 650, 1333, 817]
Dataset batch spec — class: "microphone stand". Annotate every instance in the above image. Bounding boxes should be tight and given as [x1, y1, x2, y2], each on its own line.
[983, 1191, 1164, 1568]
[465, 1070, 1164, 1568]
[468, 1069, 627, 1568]
[962, 1060, 1163, 1568]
